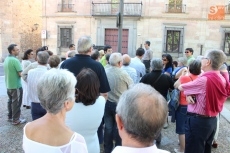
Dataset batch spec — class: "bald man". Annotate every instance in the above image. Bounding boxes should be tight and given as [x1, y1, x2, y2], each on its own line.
[121, 54, 138, 84]
[112, 83, 169, 153]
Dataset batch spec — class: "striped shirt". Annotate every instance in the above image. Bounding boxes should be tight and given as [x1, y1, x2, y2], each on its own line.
[181, 71, 226, 115]
[27, 65, 48, 103]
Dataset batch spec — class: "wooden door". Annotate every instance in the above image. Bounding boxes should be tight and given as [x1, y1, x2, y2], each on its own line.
[104, 28, 129, 54]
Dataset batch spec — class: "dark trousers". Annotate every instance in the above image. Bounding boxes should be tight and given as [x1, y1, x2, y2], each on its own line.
[185, 115, 217, 153]
[31, 102, 46, 120]
[7, 88, 23, 121]
[143, 60, 150, 73]
[97, 117, 104, 144]
[104, 101, 121, 153]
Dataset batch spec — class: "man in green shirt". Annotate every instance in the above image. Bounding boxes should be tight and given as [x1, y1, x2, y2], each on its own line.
[185, 48, 195, 65]
[4, 44, 26, 125]
[100, 45, 113, 67]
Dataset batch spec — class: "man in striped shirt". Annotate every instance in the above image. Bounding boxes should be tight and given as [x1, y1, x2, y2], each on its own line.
[178, 49, 229, 153]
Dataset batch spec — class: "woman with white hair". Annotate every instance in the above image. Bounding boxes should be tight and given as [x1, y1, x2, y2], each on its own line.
[23, 69, 88, 153]
[172, 57, 188, 82]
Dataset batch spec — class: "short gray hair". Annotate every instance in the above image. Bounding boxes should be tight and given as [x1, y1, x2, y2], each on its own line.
[37, 51, 49, 65]
[151, 58, 163, 70]
[206, 49, 227, 70]
[116, 83, 168, 144]
[68, 51, 76, 58]
[77, 36, 93, 54]
[109, 53, 122, 66]
[177, 57, 187, 66]
[37, 69, 77, 114]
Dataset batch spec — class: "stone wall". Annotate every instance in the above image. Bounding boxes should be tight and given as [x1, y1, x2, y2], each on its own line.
[42, 0, 230, 61]
[0, 0, 42, 62]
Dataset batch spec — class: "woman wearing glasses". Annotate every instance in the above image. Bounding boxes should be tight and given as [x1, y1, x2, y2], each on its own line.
[21, 49, 34, 109]
[162, 54, 174, 76]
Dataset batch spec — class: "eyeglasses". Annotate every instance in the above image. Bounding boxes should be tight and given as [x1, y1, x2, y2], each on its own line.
[162, 59, 167, 61]
[185, 51, 190, 53]
[201, 57, 209, 60]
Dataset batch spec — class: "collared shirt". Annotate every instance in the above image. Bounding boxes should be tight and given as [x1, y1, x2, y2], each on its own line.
[27, 65, 48, 103]
[4, 55, 22, 89]
[142, 48, 153, 60]
[181, 71, 226, 115]
[112, 145, 170, 153]
[106, 66, 133, 103]
[121, 65, 138, 84]
[129, 57, 146, 81]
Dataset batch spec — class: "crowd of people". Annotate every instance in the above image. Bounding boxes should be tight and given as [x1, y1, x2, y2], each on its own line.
[3, 36, 230, 153]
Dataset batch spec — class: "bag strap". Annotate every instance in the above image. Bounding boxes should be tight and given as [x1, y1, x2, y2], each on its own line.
[153, 74, 162, 85]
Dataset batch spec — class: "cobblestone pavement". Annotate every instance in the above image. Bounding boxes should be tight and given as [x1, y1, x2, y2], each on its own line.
[0, 95, 230, 153]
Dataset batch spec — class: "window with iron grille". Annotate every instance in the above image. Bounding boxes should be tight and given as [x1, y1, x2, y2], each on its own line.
[60, 28, 72, 48]
[166, 30, 180, 52]
[223, 32, 230, 55]
[168, 0, 183, 13]
[58, 0, 74, 12]
[163, 27, 184, 54]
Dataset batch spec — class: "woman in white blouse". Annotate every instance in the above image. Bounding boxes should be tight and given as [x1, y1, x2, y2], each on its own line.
[21, 49, 34, 109]
[23, 69, 88, 153]
[66, 68, 106, 153]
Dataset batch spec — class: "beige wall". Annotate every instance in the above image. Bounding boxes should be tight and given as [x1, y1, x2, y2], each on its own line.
[0, 0, 42, 62]
[42, 0, 230, 60]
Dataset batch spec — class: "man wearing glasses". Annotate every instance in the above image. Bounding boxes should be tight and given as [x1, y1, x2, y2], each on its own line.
[178, 50, 229, 153]
[185, 48, 195, 65]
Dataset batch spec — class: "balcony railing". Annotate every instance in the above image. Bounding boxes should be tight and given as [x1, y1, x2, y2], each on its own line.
[92, 2, 142, 16]
[165, 4, 186, 13]
[226, 5, 230, 14]
[57, 4, 74, 12]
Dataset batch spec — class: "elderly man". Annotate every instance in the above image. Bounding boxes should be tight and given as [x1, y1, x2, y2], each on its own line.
[104, 53, 133, 153]
[129, 47, 146, 82]
[27, 51, 50, 120]
[22, 49, 50, 82]
[140, 58, 174, 141]
[112, 83, 169, 153]
[121, 54, 138, 83]
[178, 49, 229, 153]
[61, 36, 110, 145]
[65, 44, 76, 59]
[4, 44, 26, 125]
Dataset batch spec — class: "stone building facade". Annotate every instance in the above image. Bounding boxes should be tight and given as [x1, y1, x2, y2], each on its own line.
[0, 0, 42, 62]
[41, 0, 230, 59]
[1, 0, 229, 61]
